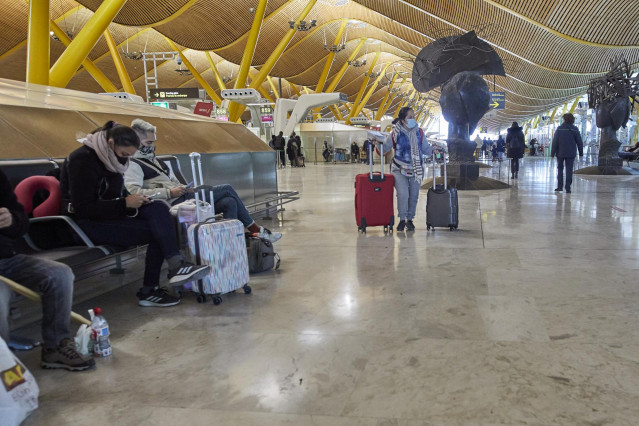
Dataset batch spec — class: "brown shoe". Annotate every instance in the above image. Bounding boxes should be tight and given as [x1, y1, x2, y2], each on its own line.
[41, 339, 95, 371]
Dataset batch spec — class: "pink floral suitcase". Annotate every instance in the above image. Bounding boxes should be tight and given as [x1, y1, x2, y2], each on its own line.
[187, 218, 251, 305]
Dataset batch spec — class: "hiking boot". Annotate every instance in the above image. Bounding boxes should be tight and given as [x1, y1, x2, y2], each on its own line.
[397, 220, 406, 231]
[257, 226, 282, 243]
[406, 220, 415, 231]
[41, 338, 95, 371]
[168, 262, 210, 286]
[137, 286, 181, 307]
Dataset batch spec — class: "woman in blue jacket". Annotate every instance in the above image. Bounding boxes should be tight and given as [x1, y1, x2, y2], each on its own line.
[376, 107, 432, 231]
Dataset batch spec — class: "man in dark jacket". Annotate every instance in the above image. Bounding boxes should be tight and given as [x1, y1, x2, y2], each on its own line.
[273, 131, 286, 168]
[506, 122, 526, 179]
[551, 113, 583, 193]
[0, 169, 94, 371]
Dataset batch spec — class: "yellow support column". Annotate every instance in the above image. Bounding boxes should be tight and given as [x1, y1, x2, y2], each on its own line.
[325, 38, 366, 93]
[351, 61, 392, 119]
[316, 19, 347, 93]
[234, 0, 268, 90]
[290, 83, 301, 97]
[165, 39, 222, 105]
[549, 107, 559, 122]
[374, 73, 399, 121]
[49, 0, 128, 88]
[394, 89, 415, 117]
[49, 20, 117, 92]
[569, 97, 580, 114]
[347, 50, 381, 124]
[104, 29, 135, 94]
[376, 76, 406, 120]
[205, 52, 226, 90]
[267, 76, 280, 99]
[26, 0, 50, 85]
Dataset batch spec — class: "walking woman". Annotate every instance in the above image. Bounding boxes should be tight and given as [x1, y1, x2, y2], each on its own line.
[60, 121, 210, 307]
[375, 107, 432, 231]
[506, 121, 526, 178]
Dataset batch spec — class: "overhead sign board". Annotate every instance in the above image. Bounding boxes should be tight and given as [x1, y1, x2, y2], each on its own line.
[151, 102, 169, 109]
[260, 105, 273, 123]
[490, 92, 505, 109]
[215, 107, 229, 121]
[480, 126, 488, 134]
[194, 102, 214, 117]
[151, 88, 200, 99]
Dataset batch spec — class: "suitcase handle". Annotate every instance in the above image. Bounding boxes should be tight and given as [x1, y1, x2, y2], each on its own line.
[189, 153, 214, 223]
[432, 152, 447, 190]
[370, 138, 385, 180]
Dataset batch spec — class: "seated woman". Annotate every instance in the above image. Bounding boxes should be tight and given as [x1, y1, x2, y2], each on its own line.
[124, 119, 282, 243]
[60, 121, 210, 307]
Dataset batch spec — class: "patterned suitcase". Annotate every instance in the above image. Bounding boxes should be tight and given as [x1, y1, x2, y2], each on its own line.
[185, 152, 251, 305]
[187, 219, 251, 305]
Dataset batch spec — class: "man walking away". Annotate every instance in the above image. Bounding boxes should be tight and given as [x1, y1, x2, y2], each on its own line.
[551, 113, 583, 193]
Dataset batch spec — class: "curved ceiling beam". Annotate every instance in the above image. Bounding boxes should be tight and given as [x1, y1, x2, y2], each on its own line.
[139, 0, 199, 28]
[210, 0, 299, 52]
[481, 0, 639, 49]
[372, 0, 623, 76]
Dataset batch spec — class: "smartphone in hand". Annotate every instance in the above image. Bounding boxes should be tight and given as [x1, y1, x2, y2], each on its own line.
[147, 191, 162, 200]
[185, 181, 194, 189]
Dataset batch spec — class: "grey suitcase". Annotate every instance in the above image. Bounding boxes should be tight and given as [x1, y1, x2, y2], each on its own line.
[426, 152, 459, 231]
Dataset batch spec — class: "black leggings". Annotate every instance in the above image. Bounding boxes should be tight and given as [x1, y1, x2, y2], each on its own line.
[511, 158, 520, 174]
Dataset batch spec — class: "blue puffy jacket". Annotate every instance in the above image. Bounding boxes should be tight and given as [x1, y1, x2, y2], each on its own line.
[551, 122, 583, 158]
[380, 126, 432, 169]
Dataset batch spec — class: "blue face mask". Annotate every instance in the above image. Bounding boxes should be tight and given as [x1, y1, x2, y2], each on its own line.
[405, 118, 418, 129]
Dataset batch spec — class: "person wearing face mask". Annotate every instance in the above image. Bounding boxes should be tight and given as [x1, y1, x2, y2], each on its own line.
[125, 119, 282, 243]
[374, 107, 433, 231]
[60, 121, 210, 307]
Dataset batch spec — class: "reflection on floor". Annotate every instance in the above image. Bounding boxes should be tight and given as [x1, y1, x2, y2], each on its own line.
[17, 157, 639, 425]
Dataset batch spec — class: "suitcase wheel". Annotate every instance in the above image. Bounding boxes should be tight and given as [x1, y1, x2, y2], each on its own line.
[243, 285, 252, 295]
[383, 226, 388, 234]
[427, 224, 431, 231]
[196, 294, 207, 303]
[449, 226, 454, 231]
[212, 295, 223, 305]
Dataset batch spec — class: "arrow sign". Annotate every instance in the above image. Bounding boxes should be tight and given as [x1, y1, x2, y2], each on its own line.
[490, 92, 505, 109]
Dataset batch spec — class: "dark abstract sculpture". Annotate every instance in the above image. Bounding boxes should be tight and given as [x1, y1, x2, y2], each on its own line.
[412, 31, 506, 188]
[584, 57, 639, 174]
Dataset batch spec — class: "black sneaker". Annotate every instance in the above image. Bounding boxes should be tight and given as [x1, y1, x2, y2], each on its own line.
[168, 262, 210, 286]
[397, 220, 406, 231]
[137, 286, 181, 307]
[406, 220, 415, 231]
[41, 339, 95, 371]
[554, 188, 563, 192]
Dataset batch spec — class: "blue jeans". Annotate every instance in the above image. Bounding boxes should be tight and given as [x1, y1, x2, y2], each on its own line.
[0, 255, 74, 348]
[557, 157, 575, 190]
[392, 170, 421, 221]
[77, 201, 181, 289]
[176, 184, 254, 227]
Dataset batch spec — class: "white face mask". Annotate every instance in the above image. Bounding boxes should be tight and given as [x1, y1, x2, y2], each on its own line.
[405, 118, 418, 129]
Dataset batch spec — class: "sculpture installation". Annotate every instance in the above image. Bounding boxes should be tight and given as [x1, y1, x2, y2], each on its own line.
[578, 57, 639, 175]
[412, 31, 507, 188]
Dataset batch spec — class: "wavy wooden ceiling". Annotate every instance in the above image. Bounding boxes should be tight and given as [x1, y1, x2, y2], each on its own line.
[0, 0, 638, 130]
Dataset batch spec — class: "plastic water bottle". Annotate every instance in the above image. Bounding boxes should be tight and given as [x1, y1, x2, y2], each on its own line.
[89, 307, 112, 357]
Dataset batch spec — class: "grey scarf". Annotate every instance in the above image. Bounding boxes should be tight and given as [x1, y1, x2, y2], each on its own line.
[81, 130, 129, 174]
[392, 123, 423, 184]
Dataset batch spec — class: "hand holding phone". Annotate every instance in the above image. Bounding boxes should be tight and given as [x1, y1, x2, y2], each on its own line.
[185, 181, 194, 189]
[147, 191, 162, 200]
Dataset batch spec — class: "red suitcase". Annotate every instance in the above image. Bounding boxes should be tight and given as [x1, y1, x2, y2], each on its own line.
[355, 143, 395, 233]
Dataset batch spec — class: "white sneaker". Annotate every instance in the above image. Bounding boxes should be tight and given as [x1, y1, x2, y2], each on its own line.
[258, 226, 282, 243]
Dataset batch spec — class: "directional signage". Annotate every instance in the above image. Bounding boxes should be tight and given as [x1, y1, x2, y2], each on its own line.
[480, 127, 488, 134]
[151, 88, 200, 99]
[490, 92, 505, 109]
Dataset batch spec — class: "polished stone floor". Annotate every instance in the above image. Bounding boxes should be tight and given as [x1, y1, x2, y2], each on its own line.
[16, 157, 639, 425]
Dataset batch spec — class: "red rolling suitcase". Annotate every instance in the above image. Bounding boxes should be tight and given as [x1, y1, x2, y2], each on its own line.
[355, 143, 395, 233]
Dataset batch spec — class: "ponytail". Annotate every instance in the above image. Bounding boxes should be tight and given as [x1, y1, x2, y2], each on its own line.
[91, 120, 140, 149]
[392, 106, 413, 125]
